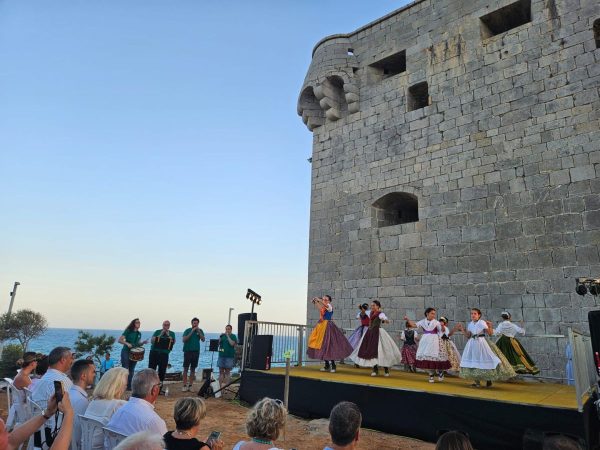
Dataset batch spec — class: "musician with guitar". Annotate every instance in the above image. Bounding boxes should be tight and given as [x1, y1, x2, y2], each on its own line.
[149, 320, 176, 390]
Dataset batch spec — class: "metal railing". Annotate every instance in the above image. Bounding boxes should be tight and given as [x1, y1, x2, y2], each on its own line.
[241, 321, 307, 371]
[569, 328, 598, 412]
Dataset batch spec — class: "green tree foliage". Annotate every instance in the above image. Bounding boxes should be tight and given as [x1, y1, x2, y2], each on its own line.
[0, 309, 48, 351]
[0, 344, 25, 378]
[74, 331, 115, 365]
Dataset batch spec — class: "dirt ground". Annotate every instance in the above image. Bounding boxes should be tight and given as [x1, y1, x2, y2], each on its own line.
[0, 385, 433, 450]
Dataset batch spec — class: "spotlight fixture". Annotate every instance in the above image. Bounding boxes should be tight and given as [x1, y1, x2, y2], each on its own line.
[576, 278, 600, 296]
[246, 288, 262, 314]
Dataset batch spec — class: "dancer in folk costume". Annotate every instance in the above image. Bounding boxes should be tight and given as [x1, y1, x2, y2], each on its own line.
[347, 303, 370, 350]
[405, 308, 451, 383]
[458, 308, 516, 387]
[399, 322, 419, 372]
[307, 295, 353, 373]
[494, 311, 539, 375]
[350, 300, 402, 377]
[439, 317, 462, 373]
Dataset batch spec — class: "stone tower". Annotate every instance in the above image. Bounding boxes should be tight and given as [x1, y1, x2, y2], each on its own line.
[298, 0, 600, 377]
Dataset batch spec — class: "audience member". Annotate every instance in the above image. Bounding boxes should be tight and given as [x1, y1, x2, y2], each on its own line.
[100, 352, 115, 378]
[69, 359, 95, 450]
[163, 397, 223, 450]
[543, 434, 584, 450]
[324, 401, 361, 450]
[232, 397, 286, 450]
[31, 346, 74, 433]
[0, 392, 73, 450]
[84, 367, 128, 449]
[435, 431, 474, 450]
[31, 354, 49, 389]
[13, 352, 39, 389]
[114, 431, 165, 450]
[107, 368, 167, 436]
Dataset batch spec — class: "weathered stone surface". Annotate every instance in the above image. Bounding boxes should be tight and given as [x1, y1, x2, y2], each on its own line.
[301, 0, 600, 378]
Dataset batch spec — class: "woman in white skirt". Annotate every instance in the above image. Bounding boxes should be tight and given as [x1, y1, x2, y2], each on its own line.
[405, 308, 451, 383]
[349, 300, 402, 377]
[458, 308, 515, 387]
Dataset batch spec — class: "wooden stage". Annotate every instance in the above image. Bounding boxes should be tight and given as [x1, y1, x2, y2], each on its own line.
[239, 364, 597, 449]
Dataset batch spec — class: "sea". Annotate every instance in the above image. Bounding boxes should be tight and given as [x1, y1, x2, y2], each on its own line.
[18, 328, 227, 373]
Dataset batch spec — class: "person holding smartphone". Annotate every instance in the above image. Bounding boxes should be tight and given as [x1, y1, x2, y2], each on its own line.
[163, 397, 223, 450]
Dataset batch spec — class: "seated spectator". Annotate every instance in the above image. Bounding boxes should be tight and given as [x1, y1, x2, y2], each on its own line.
[0, 392, 73, 450]
[31, 347, 74, 434]
[100, 352, 115, 378]
[232, 397, 286, 450]
[69, 359, 96, 450]
[436, 430, 474, 450]
[84, 367, 128, 449]
[324, 401, 361, 450]
[13, 352, 39, 389]
[543, 434, 584, 450]
[107, 368, 167, 436]
[114, 431, 165, 450]
[163, 397, 223, 450]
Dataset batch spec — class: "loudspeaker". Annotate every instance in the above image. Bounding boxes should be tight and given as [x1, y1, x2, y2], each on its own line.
[588, 311, 600, 372]
[249, 335, 273, 370]
[237, 313, 257, 343]
[209, 339, 219, 352]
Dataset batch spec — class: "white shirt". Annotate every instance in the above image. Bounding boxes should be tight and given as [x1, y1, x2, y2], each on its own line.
[494, 320, 525, 337]
[69, 385, 89, 450]
[416, 319, 441, 332]
[31, 368, 74, 427]
[106, 397, 167, 436]
[84, 399, 126, 449]
[400, 329, 419, 341]
[468, 319, 488, 336]
[356, 309, 371, 319]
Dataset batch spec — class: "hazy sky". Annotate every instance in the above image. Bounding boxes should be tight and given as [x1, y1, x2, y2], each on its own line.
[0, 0, 408, 332]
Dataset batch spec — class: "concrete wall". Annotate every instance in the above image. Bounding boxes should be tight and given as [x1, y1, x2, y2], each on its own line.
[298, 0, 600, 377]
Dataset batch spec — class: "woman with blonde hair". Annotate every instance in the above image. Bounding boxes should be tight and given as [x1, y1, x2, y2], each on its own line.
[164, 397, 223, 450]
[83, 367, 128, 449]
[233, 397, 287, 450]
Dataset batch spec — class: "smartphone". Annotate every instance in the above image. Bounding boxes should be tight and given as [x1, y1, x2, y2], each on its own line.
[207, 431, 221, 441]
[53, 380, 63, 402]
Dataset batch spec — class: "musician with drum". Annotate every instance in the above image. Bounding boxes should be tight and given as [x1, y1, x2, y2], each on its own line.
[149, 320, 176, 389]
[118, 318, 149, 390]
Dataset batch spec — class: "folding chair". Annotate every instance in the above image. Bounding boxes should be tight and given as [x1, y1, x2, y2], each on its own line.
[102, 427, 127, 450]
[79, 415, 104, 449]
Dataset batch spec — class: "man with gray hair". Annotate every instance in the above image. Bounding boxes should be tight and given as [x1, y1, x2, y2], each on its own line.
[31, 346, 75, 439]
[324, 401, 362, 450]
[114, 431, 165, 450]
[106, 368, 167, 436]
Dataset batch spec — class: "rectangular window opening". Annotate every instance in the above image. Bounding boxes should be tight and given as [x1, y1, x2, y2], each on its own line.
[407, 82, 429, 112]
[594, 19, 600, 49]
[368, 50, 406, 80]
[347, 48, 354, 56]
[480, 0, 531, 39]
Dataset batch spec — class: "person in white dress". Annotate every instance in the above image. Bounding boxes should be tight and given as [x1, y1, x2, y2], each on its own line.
[405, 308, 451, 383]
[494, 311, 539, 375]
[84, 367, 128, 449]
[349, 301, 402, 377]
[458, 308, 515, 387]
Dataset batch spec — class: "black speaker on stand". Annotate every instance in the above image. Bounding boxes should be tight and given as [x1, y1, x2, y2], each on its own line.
[237, 312, 257, 344]
[588, 310, 600, 375]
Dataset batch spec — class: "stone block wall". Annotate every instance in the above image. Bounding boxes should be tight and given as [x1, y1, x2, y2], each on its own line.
[298, 0, 600, 377]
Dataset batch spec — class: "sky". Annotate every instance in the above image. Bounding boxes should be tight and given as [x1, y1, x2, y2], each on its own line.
[0, 0, 409, 332]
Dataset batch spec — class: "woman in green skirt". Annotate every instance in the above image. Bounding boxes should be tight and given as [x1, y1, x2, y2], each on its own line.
[493, 311, 539, 375]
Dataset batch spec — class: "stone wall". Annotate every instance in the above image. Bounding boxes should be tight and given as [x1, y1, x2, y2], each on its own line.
[298, 0, 600, 378]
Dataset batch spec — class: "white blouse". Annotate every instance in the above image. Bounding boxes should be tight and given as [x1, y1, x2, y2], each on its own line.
[494, 320, 525, 337]
[468, 320, 488, 336]
[416, 319, 441, 332]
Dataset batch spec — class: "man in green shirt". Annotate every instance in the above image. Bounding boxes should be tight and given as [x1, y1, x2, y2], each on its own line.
[217, 324, 238, 386]
[148, 320, 176, 388]
[181, 317, 205, 392]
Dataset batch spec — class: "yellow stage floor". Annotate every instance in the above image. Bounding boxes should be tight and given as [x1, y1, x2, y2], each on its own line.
[264, 365, 579, 410]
